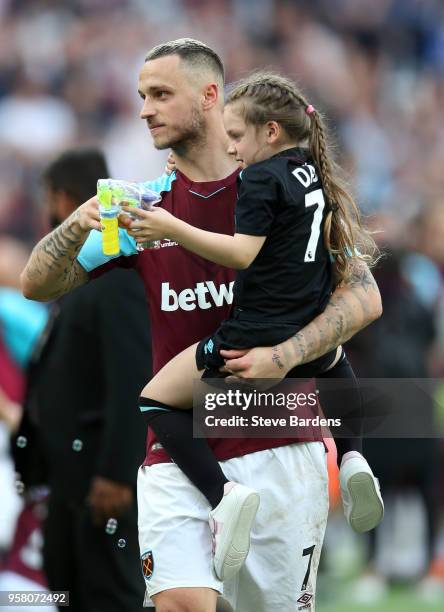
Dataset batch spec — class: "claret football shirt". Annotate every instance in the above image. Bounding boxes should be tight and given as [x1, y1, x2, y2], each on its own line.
[77, 167, 322, 465]
[78, 169, 238, 375]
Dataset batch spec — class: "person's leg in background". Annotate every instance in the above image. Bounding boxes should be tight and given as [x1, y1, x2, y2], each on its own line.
[42, 495, 81, 611]
[76, 497, 145, 612]
[348, 438, 442, 603]
[414, 441, 439, 566]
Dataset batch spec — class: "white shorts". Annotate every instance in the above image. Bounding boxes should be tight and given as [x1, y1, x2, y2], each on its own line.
[137, 442, 329, 612]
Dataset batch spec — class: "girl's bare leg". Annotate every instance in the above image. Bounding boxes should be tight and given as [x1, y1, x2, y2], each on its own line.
[140, 342, 201, 408]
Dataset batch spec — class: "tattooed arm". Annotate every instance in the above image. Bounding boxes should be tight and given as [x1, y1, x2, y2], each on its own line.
[21, 197, 101, 301]
[277, 258, 381, 368]
[220, 258, 382, 379]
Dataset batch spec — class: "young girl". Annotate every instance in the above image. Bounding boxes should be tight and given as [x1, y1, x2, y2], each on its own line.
[132, 72, 383, 581]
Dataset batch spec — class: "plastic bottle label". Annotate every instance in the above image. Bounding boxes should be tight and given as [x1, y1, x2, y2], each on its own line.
[101, 216, 119, 255]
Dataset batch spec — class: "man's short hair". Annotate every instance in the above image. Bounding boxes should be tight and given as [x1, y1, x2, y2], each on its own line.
[145, 38, 224, 85]
[44, 148, 109, 207]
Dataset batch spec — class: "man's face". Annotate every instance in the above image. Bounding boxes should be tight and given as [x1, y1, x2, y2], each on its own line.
[44, 185, 62, 228]
[138, 55, 205, 152]
[44, 184, 75, 228]
[224, 104, 269, 168]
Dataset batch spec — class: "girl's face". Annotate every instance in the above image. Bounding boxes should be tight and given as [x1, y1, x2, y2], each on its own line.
[223, 104, 271, 168]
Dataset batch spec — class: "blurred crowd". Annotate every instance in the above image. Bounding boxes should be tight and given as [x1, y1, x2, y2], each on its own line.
[0, 0, 444, 246]
[1, 0, 444, 608]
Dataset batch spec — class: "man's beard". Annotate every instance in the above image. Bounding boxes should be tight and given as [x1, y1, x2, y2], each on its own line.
[154, 105, 206, 156]
[50, 215, 60, 230]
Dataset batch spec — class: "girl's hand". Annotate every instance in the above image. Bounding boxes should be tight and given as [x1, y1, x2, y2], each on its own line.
[121, 206, 177, 244]
[165, 152, 176, 176]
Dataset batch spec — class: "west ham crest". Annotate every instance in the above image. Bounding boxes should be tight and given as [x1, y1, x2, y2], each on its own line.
[141, 550, 154, 581]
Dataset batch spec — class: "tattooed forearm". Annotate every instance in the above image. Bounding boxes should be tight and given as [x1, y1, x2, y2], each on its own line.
[281, 261, 382, 368]
[271, 346, 285, 369]
[281, 333, 305, 367]
[346, 258, 378, 292]
[22, 210, 89, 301]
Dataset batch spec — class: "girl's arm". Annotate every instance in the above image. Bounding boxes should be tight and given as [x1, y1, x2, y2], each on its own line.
[124, 206, 266, 270]
[170, 218, 266, 269]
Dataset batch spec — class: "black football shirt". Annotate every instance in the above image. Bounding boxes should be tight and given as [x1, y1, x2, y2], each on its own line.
[234, 147, 332, 326]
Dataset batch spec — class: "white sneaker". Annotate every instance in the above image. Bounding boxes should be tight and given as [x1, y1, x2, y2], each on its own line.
[209, 482, 260, 581]
[339, 454, 384, 533]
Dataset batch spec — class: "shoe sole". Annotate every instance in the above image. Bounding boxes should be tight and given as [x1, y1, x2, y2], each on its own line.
[214, 492, 260, 581]
[347, 472, 384, 533]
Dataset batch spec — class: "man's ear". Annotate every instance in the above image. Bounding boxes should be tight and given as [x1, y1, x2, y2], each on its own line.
[266, 121, 280, 143]
[202, 83, 219, 111]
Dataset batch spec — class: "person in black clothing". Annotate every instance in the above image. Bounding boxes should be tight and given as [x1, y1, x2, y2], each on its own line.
[130, 72, 384, 580]
[346, 251, 440, 586]
[22, 149, 152, 612]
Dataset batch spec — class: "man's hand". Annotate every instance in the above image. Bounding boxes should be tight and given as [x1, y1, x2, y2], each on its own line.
[122, 206, 176, 244]
[87, 476, 133, 526]
[76, 196, 102, 232]
[220, 346, 292, 386]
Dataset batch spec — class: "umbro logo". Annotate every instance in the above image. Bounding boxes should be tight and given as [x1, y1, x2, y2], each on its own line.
[204, 339, 214, 354]
[297, 592, 313, 607]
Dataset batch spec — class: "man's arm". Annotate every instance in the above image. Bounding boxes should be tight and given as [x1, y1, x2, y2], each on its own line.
[221, 259, 382, 379]
[21, 197, 101, 301]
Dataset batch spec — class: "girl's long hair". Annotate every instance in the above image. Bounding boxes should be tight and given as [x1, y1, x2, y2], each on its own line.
[226, 72, 378, 283]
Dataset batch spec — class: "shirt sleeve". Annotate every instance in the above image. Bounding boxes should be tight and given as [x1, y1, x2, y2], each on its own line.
[77, 228, 138, 273]
[0, 289, 48, 368]
[234, 164, 279, 236]
[77, 172, 175, 274]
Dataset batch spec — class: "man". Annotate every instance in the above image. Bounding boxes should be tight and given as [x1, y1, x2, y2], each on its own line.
[21, 41, 381, 612]
[22, 149, 152, 612]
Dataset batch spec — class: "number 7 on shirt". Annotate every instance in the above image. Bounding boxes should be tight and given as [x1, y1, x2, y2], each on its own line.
[302, 189, 325, 263]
